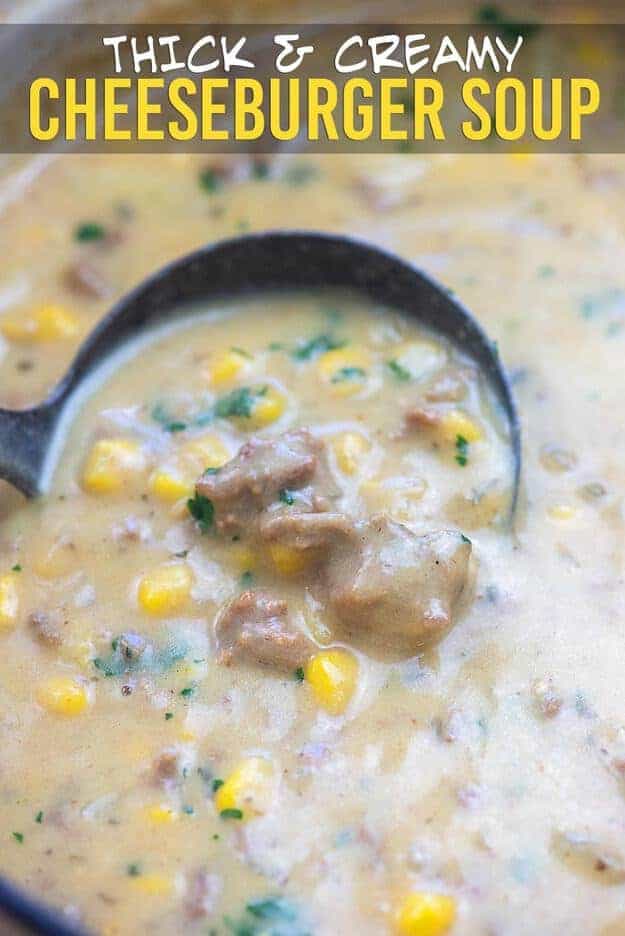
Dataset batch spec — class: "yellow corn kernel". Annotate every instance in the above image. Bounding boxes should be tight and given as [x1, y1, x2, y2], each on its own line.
[215, 756, 273, 820]
[229, 544, 258, 574]
[392, 340, 446, 379]
[305, 649, 358, 716]
[138, 563, 193, 616]
[145, 804, 177, 825]
[61, 637, 94, 670]
[0, 573, 19, 632]
[148, 468, 192, 503]
[269, 543, 309, 577]
[179, 728, 197, 743]
[395, 892, 456, 936]
[245, 386, 286, 429]
[548, 503, 577, 521]
[207, 349, 250, 387]
[1, 304, 79, 343]
[182, 434, 231, 471]
[82, 438, 145, 494]
[130, 874, 172, 897]
[332, 432, 371, 475]
[439, 410, 483, 445]
[37, 676, 90, 716]
[32, 538, 77, 579]
[317, 347, 370, 396]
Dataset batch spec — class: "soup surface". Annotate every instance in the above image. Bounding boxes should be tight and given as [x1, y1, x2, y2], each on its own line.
[0, 152, 624, 936]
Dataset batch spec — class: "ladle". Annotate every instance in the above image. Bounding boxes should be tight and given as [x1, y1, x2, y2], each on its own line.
[0, 230, 521, 936]
[0, 231, 520, 511]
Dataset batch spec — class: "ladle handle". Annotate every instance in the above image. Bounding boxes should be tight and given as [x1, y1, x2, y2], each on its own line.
[0, 405, 58, 497]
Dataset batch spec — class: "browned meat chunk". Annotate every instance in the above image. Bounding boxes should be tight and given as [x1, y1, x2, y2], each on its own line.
[423, 366, 472, 404]
[29, 611, 63, 648]
[62, 261, 111, 299]
[326, 515, 471, 656]
[196, 429, 336, 534]
[118, 632, 147, 661]
[151, 749, 179, 784]
[260, 510, 354, 552]
[215, 590, 315, 673]
[404, 405, 442, 431]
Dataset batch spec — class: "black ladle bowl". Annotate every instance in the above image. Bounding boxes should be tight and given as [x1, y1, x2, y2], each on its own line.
[0, 231, 520, 510]
[0, 231, 520, 936]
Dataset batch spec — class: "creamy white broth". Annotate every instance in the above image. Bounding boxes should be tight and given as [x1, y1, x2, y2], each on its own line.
[0, 153, 624, 936]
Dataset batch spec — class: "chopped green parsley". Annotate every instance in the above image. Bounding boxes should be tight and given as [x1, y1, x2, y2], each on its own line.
[187, 493, 214, 532]
[387, 359, 411, 381]
[292, 334, 346, 361]
[220, 808, 243, 820]
[455, 434, 469, 467]
[198, 168, 223, 193]
[74, 221, 106, 242]
[331, 366, 366, 383]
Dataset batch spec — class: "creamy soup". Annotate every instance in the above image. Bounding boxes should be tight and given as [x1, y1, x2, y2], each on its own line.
[0, 152, 624, 936]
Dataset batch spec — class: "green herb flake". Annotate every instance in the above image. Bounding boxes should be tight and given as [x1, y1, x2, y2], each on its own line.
[11, 564, 21, 572]
[283, 163, 318, 186]
[246, 896, 297, 922]
[214, 386, 257, 419]
[35, 811, 43, 824]
[387, 359, 411, 381]
[279, 488, 295, 506]
[126, 863, 141, 877]
[151, 402, 187, 433]
[93, 637, 187, 679]
[537, 264, 555, 278]
[225, 895, 307, 936]
[12, 832, 23, 844]
[230, 346, 252, 359]
[252, 160, 271, 180]
[292, 334, 346, 361]
[268, 341, 286, 351]
[187, 493, 214, 533]
[460, 533, 472, 545]
[182, 804, 195, 815]
[240, 570, 254, 588]
[331, 367, 366, 383]
[165, 712, 174, 721]
[294, 666, 305, 683]
[455, 434, 469, 467]
[180, 685, 196, 699]
[212, 778, 224, 793]
[220, 808, 243, 820]
[199, 168, 223, 193]
[74, 221, 106, 242]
